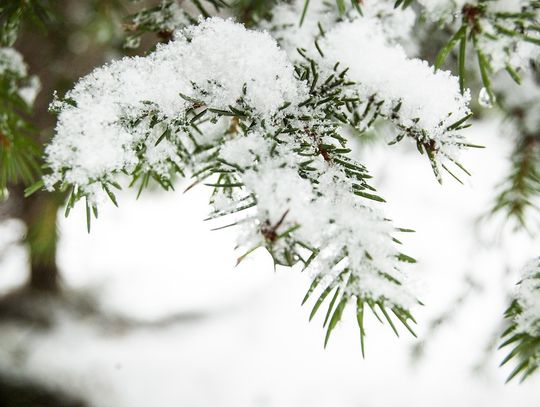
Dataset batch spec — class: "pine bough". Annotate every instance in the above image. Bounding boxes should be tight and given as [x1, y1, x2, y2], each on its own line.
[500, 258, 540, 382]
[41, 16, 475, 350]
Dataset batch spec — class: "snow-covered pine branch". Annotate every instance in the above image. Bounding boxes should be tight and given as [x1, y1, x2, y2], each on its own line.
[0, 47, 40, 107]
[124, 1, 195, 49]
[500, 258, 540, 382]
[0, 0, 54, 46]
[270, 0, 416, 53]
[418, 0, 540, 104]
[43, 17, 425, 348]
[318, 18, 472, 181]
[265, 1, 473, 181]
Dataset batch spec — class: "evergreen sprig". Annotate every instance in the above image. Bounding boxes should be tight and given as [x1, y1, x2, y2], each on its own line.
[0, 0, 55, 46]
[124, 1, 196, 48]
[499, 260, 540, 382]
[489, 61, 540, 231]
[490, 135, 540, 231]
[432, 1, 540, 105]
[500, 301, 540, 382]
[124, 0, 235, 48]
[300, 0, 362, 26]
[0, 50, 41, 201]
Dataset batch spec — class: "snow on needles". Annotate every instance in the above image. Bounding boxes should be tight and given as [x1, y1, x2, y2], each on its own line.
[262, 0, 416, 56]
[44, 18, 301, 193]
[39, 12, 484, 314]
[418, 0, 540, 75]
[0, 47, 41, 106]
[417, 0, 468, 21]
[219, 134, 416, 308]
[319, 18, 471, 158]
[0, 47, 27, 77]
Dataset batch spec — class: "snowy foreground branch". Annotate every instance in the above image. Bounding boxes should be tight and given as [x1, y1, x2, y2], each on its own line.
[42, 17, 474, 348]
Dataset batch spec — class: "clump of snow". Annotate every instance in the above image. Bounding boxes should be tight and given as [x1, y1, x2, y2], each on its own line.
[182, 20, 301, 114]
[0, 47, 41, 106]
[45, 18, 302, 199]
[18, 75, 41, 106]
[319, 18, 471, 158]
[0, 47, 27, 76]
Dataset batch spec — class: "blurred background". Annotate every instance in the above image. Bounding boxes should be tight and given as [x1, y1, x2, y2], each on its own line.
[1, 1, 540, 406]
